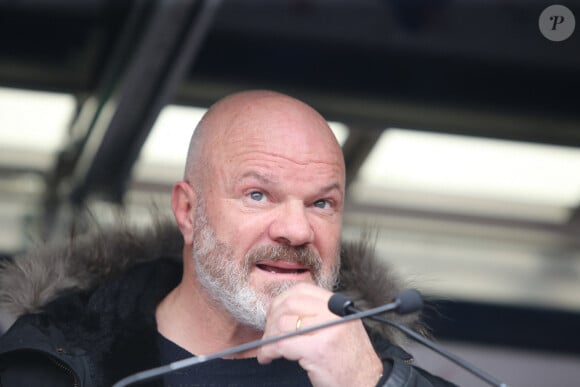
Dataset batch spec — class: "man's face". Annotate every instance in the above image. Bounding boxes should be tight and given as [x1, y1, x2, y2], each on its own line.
[192, 196, 339, 330]
[190, 96, 345, 330]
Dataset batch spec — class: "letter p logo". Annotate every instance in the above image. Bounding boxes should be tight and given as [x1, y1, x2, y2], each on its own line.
[539, 5, 576, 42]
[550, 15, 566, 30]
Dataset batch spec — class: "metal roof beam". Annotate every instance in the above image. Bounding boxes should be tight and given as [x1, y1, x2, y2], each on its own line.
[42, 0, 221, 237]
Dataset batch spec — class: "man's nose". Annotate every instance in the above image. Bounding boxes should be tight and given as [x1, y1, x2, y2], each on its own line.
[268, 201, 314, 247]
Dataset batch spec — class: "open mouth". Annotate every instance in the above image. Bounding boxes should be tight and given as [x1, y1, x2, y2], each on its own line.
[256, 263, 309, 275]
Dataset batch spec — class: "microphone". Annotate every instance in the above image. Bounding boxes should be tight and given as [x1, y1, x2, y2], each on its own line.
[113, 294, 411, 387]
[329, 292, 509, 387]
[328, 288, 423, 316]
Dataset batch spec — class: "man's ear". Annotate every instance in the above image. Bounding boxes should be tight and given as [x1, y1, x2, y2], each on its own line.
[172, 181, 197, 245]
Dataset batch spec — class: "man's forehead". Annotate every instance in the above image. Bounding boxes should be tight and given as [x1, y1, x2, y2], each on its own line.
[195, 91, 345, 177]
[238, 169, 343, 185]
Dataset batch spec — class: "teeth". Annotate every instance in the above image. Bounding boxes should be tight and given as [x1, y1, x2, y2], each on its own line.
[257, 264, 306, 274]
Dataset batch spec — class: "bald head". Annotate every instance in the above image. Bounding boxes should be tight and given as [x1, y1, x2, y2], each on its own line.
[184, 90, 344, 190]
[169, 91, 346, 335]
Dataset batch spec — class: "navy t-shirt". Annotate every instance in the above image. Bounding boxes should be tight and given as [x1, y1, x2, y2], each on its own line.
[157, 333, 312, 387]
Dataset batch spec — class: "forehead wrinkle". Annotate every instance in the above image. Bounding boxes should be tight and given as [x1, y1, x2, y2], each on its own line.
[232, 147, 343, 171]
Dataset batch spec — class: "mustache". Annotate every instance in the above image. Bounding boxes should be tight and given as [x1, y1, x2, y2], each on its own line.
[244, 245, 323, 273]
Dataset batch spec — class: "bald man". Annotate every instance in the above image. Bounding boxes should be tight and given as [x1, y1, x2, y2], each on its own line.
[0, 91, 456, 387]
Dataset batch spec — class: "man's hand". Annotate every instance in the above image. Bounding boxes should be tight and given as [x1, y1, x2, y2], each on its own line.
[256, 283, 384, 387]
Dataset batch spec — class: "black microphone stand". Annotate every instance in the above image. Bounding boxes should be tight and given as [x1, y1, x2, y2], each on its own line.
[362, 312, 508, 387]
[333, 293, 509, 387]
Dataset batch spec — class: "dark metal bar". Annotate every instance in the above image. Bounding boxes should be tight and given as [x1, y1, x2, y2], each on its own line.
[68, 0, 222, 204]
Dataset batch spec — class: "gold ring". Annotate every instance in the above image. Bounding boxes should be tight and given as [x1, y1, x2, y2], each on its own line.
[295, 316, 302, 331]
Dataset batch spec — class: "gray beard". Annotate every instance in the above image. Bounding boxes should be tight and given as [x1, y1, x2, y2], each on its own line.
[191, 198, 340, 331]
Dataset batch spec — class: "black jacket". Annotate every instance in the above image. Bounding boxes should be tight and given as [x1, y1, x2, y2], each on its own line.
[0, 223, 456, 387]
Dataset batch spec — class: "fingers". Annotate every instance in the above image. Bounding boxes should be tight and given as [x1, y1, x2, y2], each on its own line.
[266, 283, 335, 329]
[256, 283, 383, 387]
[257, 283, 333, 364]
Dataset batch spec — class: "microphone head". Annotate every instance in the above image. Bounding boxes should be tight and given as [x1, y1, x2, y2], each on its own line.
[395, 289, 424, 315]
[328, 293, 355, 316]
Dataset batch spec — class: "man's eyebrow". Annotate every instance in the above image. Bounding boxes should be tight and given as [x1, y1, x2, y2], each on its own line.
[320, 182, 343, 196]
[239, 171, 276, 184]
[239, 171, 342, 196]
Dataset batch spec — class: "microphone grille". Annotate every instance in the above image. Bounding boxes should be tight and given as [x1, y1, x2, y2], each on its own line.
[396, 289, 424, 315]
[328, 293, 354, 316]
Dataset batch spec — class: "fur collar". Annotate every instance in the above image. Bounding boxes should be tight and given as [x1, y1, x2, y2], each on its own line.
[0, 221, 423, 345]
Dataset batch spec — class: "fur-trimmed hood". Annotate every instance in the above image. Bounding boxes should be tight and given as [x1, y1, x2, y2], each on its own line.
[0, 221, 422, 345]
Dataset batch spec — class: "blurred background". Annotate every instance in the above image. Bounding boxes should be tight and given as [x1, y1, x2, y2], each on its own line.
[1, 1, 579, 386]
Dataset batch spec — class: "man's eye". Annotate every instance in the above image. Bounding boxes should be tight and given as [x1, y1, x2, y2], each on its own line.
[313, 199, 329, 209]
[249, 191, 264, 201]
